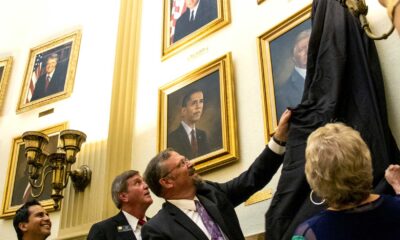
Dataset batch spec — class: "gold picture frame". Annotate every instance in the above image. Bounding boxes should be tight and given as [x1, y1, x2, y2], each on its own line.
[0, 56, 13, 113]
[162, 0, 230, 60]
[158, 53, 238, 172]
[257, 5, 311, 142]
[17, 30, 82, 113]
[1, 123, 68, 218]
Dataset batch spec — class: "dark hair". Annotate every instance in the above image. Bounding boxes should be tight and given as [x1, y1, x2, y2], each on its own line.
[111, 170, 139, 209]
[13, 199, 41, 240]
[144, 149, 174, 197]
[181, 88, 203, 107]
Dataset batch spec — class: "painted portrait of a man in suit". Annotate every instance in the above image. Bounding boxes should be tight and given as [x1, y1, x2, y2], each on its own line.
[172, 0, 218, 43]
[11, 135, 57, 206]
[269, 19, 311, 119]
[167, 70, 222, 160]
[24, 41, 72, 103]
[29, 52, 68, 102]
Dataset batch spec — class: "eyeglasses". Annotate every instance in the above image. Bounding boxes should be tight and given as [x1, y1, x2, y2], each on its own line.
[162, 158, 189, 178]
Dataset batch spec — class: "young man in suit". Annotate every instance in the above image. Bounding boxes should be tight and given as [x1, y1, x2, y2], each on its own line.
[173, 0, 218, 42]
[13, 199, 52, 240]
[167, 88, 210, 160]
[142, 109, 291, 240]
[87, 170, 153, 240]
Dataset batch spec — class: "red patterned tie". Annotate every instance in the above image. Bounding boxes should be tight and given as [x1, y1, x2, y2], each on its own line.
[45, 75, 50, 92]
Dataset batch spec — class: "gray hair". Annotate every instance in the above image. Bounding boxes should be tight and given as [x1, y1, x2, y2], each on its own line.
[47, 53, 59, 63]
[293, 29, 311, 52]
[111, 170, 139, 209]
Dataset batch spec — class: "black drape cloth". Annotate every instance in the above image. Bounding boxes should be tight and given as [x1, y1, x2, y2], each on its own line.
[265, 0, 400, 239]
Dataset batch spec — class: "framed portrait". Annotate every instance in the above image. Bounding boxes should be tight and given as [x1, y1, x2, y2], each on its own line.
[17, 30, 82, 113]
[1, 123, 67, 218]
[0, 56, 13, 112]
[158, 53, 238, 172]
[162, 0, 230, 60]
[257, 5, 311, 142]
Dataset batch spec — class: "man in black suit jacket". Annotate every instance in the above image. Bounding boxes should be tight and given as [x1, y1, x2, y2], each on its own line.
[173, 0, 218, 42]
[87, 170, 153, 240]
[142, 110, 291, 240]
[31, 53, 67, 101]
[168, 88, 210, 159]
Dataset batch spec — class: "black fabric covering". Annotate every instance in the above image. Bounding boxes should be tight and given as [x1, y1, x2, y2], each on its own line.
[265, 0, 400, 239]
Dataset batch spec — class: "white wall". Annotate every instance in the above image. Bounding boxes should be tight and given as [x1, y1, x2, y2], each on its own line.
[0, 0, 399, 239]
[0, 0, 120, 239]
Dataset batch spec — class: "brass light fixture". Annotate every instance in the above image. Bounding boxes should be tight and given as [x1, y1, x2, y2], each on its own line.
[22, 129, 91, 209]
[338, 0, 395, 40]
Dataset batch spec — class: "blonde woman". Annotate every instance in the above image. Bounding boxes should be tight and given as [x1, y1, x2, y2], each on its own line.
[292, 123, 400, 240]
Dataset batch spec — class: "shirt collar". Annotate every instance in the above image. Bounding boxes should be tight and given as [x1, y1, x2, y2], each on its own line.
[190, 0, 201, 18]
[121, 210, 145, 229]
[181, 121, 196, 135]
[294, 66, 307, 79]
[168, 196, 199, 211]
[47, 71, 55, 79]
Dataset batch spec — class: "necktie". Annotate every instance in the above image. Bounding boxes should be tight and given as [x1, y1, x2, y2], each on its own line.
[195, 200, 224, 240]
[190, 10, 195, 21]
[191, 129, 198, 157]
[45, 75, 50, 92]
[138, 219, 146, 226]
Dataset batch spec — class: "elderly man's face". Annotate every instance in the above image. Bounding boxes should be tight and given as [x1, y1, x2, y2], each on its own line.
[45, 58, 57, 74]
[293, 36, 310, 69]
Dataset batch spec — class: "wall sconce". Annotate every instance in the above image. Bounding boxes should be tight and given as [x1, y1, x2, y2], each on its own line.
[338, 0, 394, 40]
[22, 129, 91, 209]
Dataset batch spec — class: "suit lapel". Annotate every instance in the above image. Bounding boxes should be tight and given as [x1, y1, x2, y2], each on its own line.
[164, 202, 208, 240]
[113, 211, 137, 240]
[178, 124, 193, 155]
[197, 195, 232, 240]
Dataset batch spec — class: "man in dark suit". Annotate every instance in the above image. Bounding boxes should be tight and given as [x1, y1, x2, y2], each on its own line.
[142, 110, 291, 240]
[87, 170, 153, 240]
[168, 88, 210, 160]
[275, 29, 311, 118]
[173, 0, 218, 42]
[31, 53, 67, 101]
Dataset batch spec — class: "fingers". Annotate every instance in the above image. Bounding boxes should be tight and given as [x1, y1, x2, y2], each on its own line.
[274, 109, 292, 142]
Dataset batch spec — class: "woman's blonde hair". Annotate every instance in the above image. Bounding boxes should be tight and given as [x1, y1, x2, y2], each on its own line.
[305, 123, 373, 209]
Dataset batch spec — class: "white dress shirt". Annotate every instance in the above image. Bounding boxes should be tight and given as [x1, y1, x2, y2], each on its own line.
[122, 210, 146, 240]
[168, 197, 227, 240]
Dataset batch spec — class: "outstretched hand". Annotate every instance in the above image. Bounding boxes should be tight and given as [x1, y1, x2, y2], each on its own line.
[385, 164, 400, 194]
[274, 109, 292, 143]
